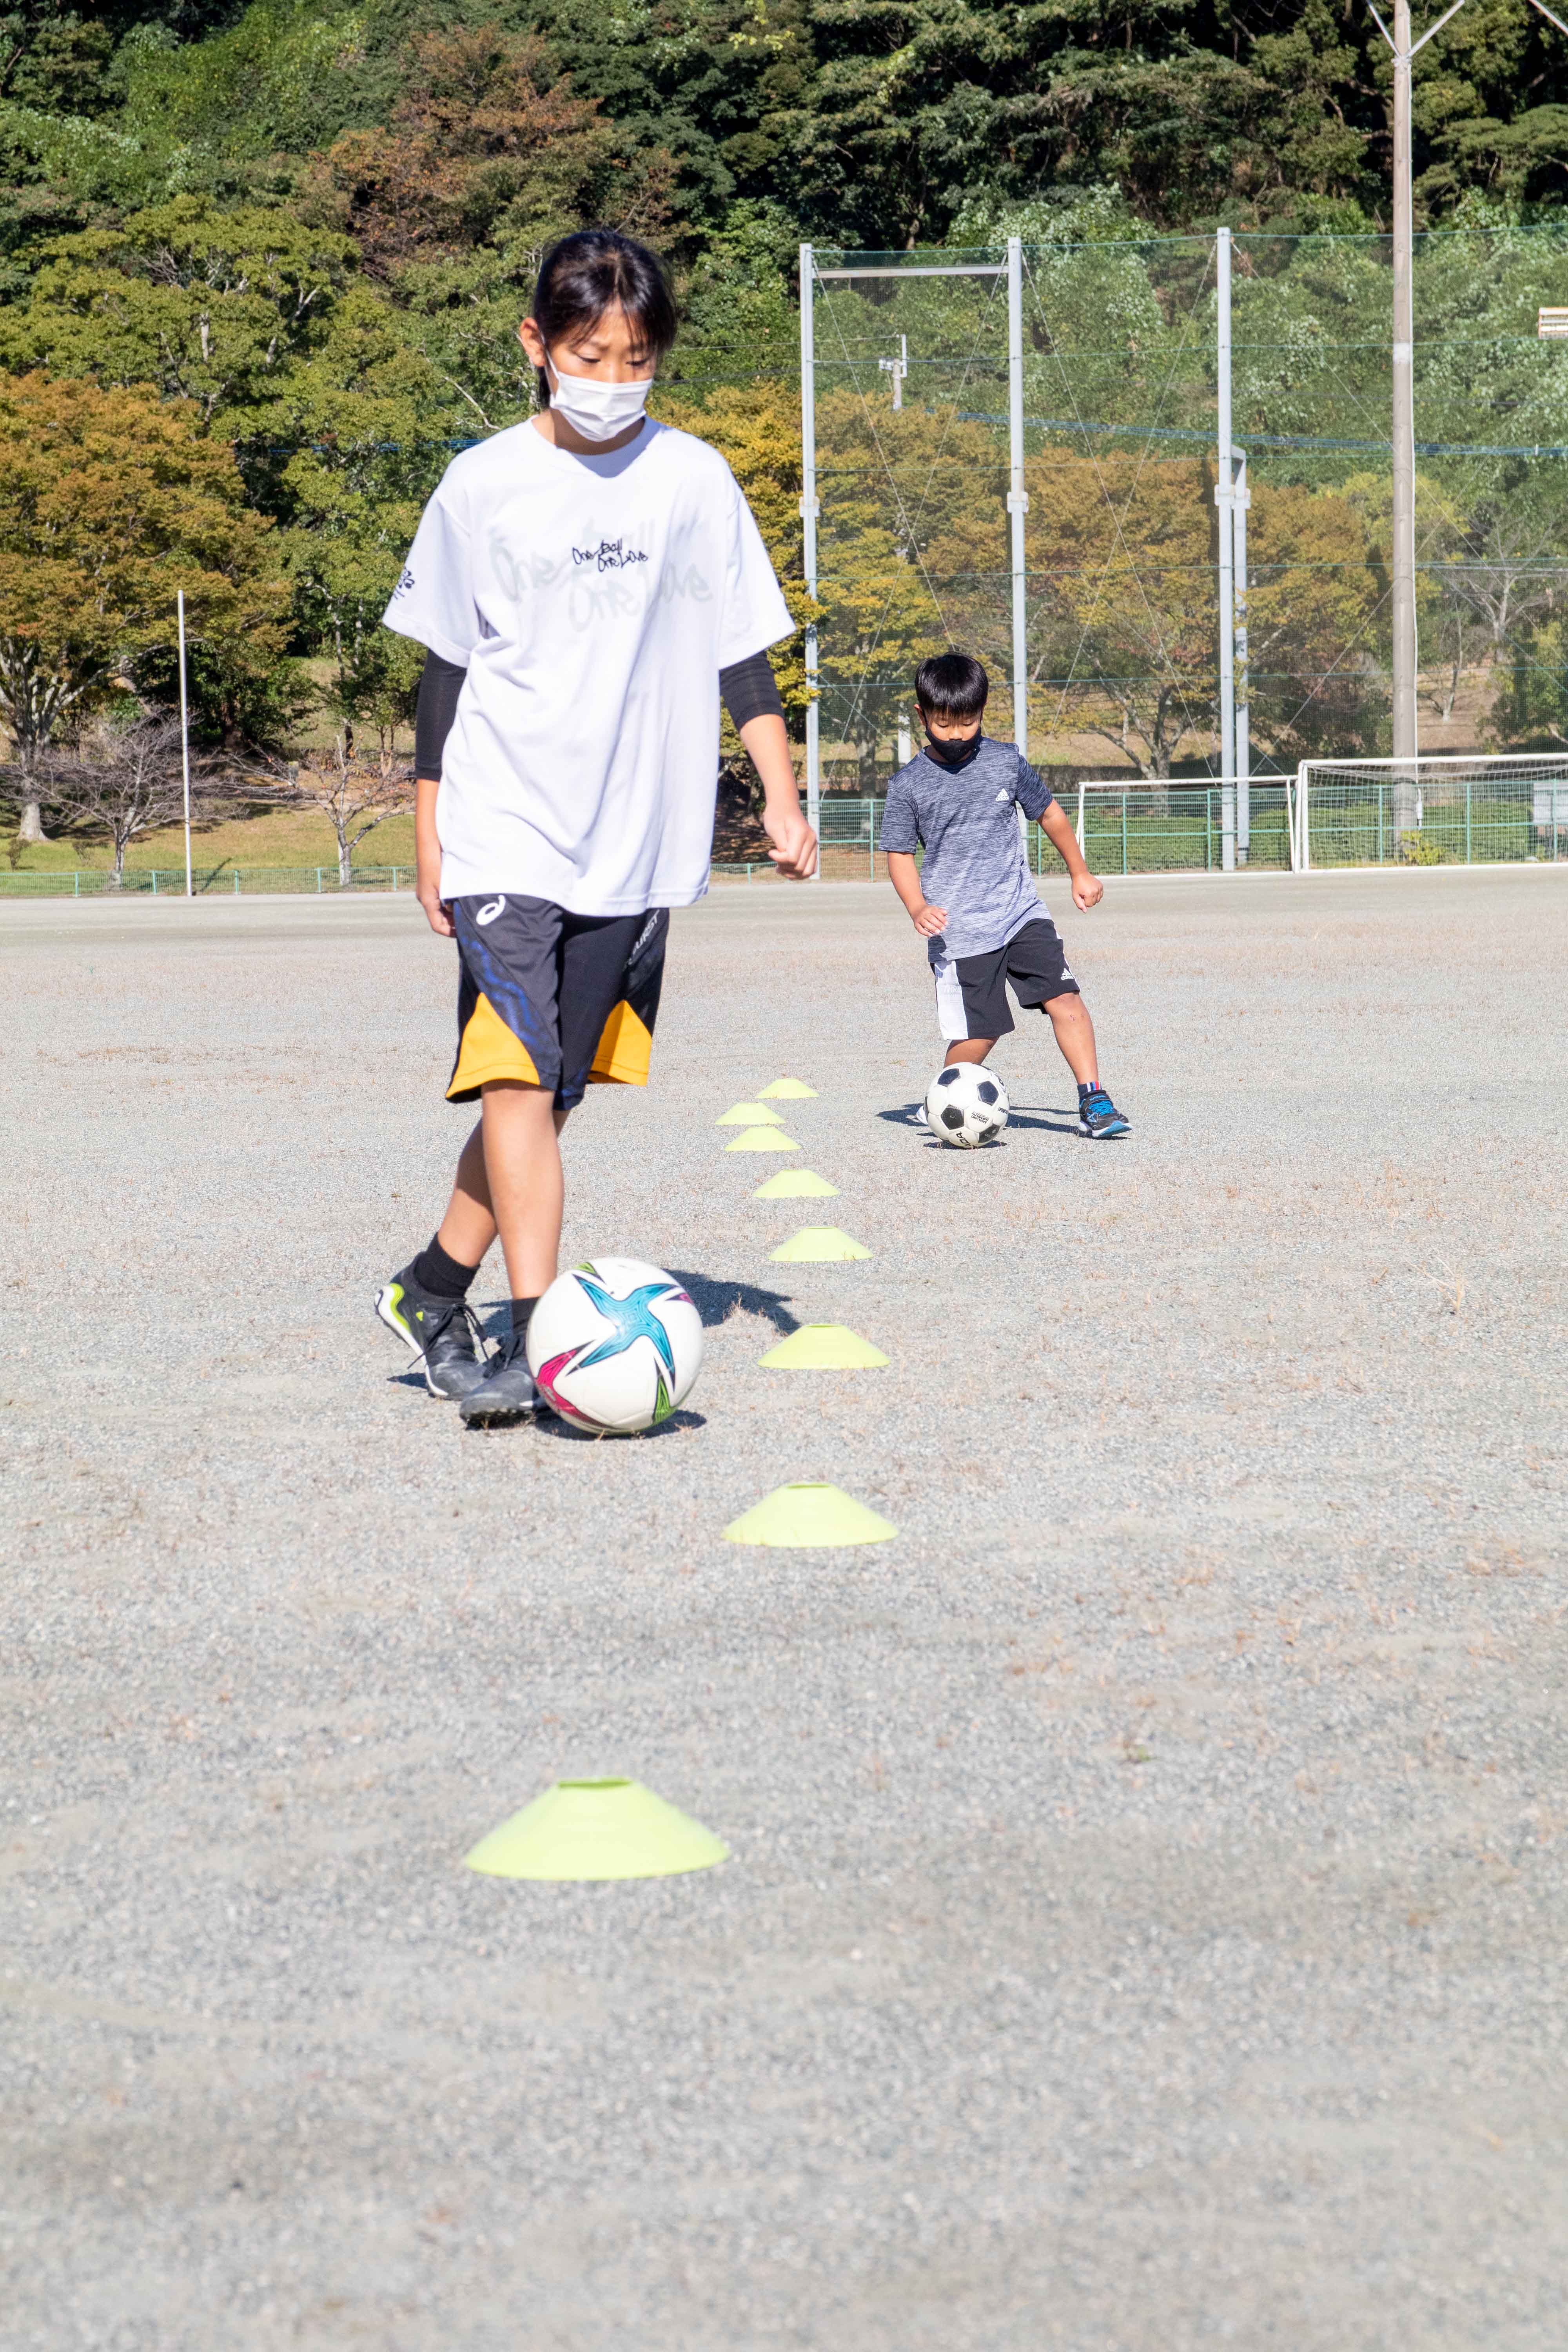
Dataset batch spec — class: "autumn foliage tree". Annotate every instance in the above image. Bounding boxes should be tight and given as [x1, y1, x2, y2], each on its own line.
[0, 372, 290, 837]
[300, 28, 626, 278]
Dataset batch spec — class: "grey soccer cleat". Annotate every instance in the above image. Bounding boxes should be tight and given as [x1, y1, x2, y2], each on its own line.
[458, 1328, 538, 1426]
[376, 1263, 492, 1399]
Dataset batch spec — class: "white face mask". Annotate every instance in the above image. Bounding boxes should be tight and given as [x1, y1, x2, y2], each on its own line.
[546, 350, 653, 443]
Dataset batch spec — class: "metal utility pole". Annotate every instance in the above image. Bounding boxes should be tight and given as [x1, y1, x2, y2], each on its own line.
[178, 589, 192, 900]
[1215, 228, 1237, 873]
[1234, 453, 1252, 864]
[879, 334, 908, 409]
[799, 242, 821, 875]
[1006, 236, 1029, 776]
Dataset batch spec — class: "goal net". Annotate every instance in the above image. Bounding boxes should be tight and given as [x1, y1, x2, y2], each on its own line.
[1296, 754, 1568, 871]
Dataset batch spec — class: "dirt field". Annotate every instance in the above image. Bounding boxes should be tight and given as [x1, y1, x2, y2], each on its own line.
[2, 866, 1565, 2350]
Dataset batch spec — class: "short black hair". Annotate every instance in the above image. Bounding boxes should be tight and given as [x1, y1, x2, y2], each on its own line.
[915, 651, 989, 720]
[530, 230, 679, 408]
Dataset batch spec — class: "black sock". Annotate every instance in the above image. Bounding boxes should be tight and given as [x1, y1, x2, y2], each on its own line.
[1078, 1080, 1104, 1100]
[412, 1234, 479, 1300]
[510, 1296, 540, 1336]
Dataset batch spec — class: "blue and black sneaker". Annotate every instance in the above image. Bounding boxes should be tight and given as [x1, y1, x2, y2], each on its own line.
[376, 1263, 492, 1399]
[1078, 1085, 1131, 1140]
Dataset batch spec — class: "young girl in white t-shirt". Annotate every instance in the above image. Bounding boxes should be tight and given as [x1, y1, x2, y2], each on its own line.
[375, 228, 815, 1422]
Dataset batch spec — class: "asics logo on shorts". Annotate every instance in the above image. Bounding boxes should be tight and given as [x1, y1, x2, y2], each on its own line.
[475, 896, 506, 926]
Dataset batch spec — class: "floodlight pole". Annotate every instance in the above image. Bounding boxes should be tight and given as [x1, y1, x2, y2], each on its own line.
[1215, 228, 1237, 873]
[879, 335, 908, 409]
[799, 242, 821, 876]
[178, 589, 192, 901]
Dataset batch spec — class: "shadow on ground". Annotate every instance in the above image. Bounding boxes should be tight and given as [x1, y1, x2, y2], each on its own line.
[666, 1269, 798, 1334]
[876, 1101, 1080, 1137]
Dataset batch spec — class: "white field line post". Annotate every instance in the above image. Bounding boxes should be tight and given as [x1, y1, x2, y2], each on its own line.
[178, 590, 192, 900]
[1076, 780, 1086, 853]
[799, 241, 821, 878]
[1215, 229, 1236, 874]
[1006, 235, 1029, 839]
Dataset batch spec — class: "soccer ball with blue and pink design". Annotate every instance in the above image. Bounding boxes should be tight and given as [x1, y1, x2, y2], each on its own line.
[525, 1257, 704, 1432]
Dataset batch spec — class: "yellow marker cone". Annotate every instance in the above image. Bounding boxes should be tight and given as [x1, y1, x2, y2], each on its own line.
[723, 1482, 897, 1547]
[759, 1323, 888, 1370]
[768, 1226, 871, 1263]
[716, 1101, 783, 1126]
[752, 1168, 838, 1198]
[724, 1126, 798, 1152]
[757, 1077, 818, 1100]
[464, 1778, 728, 1882]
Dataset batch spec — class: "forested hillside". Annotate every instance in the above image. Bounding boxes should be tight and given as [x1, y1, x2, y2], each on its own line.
[0, 0, 1564, 833]
[4, 0, 1567, 251]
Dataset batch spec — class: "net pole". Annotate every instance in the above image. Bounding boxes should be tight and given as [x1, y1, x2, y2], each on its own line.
[1234, 452, 1251, 866]
[1006, 236, 1029, 818]
[1390, 0, 1420, 817]
[799, 243, 821, 878]
[1215, 230, 1236, 873]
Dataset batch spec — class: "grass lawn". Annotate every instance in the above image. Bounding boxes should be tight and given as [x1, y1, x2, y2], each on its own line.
[6, 806, 419, 877]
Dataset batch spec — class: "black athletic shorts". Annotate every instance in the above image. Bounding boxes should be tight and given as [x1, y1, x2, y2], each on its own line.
[931, 915, 1078, 1042]
[447, 894, 668, 1111]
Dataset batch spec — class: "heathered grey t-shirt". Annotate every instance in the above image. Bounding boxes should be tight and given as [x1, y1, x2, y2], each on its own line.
[880, 737, 1054, 960]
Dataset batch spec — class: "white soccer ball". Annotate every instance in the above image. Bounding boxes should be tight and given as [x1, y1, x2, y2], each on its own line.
[924, 1062, 1010, 1148]
[526, 1256, 704, 1433]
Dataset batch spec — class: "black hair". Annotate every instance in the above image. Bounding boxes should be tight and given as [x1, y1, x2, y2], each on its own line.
[915, 651, 989, 720]
[529, 229, 679, 409]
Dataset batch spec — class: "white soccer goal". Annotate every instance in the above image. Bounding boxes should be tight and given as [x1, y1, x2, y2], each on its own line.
[1294, 753, 1568, 872]
[1069, 776, 1299, 875]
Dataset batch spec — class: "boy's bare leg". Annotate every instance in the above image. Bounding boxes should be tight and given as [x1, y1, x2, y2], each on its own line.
[943, 1036, 997, 1066]
[1042, 991, 1098, 1088]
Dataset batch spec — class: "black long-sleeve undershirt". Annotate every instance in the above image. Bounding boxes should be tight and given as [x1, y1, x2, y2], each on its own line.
[413, 646, 786, 778]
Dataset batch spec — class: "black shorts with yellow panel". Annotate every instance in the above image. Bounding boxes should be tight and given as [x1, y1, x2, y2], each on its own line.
[448, 894, 668, 1110]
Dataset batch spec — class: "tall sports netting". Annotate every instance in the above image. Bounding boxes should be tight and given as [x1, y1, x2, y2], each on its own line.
[790, 221, 1568, 875]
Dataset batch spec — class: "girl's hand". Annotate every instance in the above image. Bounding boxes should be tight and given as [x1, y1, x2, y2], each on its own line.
[1072, 870, 1104, 912]
[912, 900, 947, 936]
[417, 873, 455, 936]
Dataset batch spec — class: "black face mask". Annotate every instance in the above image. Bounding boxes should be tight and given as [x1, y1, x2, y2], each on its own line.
[923, 724, 983, 770]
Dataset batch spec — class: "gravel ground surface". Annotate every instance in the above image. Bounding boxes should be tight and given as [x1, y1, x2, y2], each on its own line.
[3, 866, 1566, 2352]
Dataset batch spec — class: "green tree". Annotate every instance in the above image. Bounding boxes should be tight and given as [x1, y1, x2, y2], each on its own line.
[0, 195, 359, 431]
[0, 370, 290, 836]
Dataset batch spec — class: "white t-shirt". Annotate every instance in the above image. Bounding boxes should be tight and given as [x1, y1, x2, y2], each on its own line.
[383, 417, 793, 911]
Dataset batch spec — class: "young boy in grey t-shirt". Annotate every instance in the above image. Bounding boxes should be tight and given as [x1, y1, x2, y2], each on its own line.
[881, 650, 1129, 1138]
